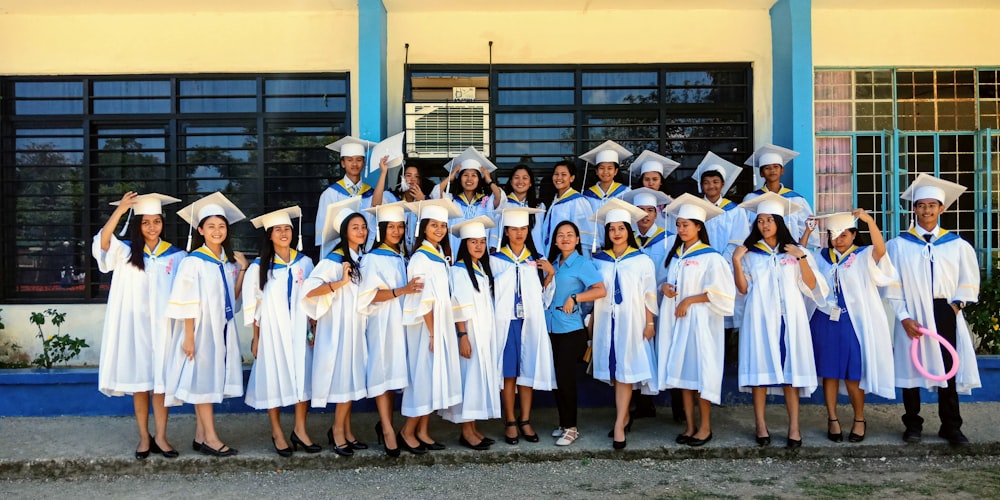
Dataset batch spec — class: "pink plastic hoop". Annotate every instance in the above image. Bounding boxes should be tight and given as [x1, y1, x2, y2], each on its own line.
[910, 326, 960, 382]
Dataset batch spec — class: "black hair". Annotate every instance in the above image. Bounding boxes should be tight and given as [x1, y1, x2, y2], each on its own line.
[743, 213, 797, 252]
[827, 227, 871, 249]
[412, 218, 453, 263]
[373, 220, 407, 256]
[502, 164, 540, 208]
[455, 238, 495, 296]
[602, 221, 640, 251]
[392, 164, 428, 202]
[448, 168, 488, 199]
[547, 220, 583, 263]
[664, 219, 711, 268]
[191, 215, 234, 259]
[256, 223, 299, 291]
[500, 225, 541, 258]
[699, 169, 725, 185]
[334, 212, 366, 284]
[127, 214, 164, 271]
[588, 159, 621, 189]
[636, 170, 668, 193]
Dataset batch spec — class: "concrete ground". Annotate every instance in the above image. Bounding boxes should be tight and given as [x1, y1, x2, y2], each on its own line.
[1, 401, 999, 479]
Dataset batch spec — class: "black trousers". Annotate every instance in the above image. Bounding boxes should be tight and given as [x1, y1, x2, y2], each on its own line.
[901, 299, 963, 434]
[549, 329, 588, 428]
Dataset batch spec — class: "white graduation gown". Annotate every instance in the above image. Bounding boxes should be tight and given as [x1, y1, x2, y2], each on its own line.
[440, 262, 502, 423]
[242, 251, 315, 409]
[656, 243, 736, 404]
[490, 246, 557, 390]
[584, 182, 630, 250]
[163, 247, 244, 406]
[592, 248, 658, 393]
[810, 245, 897, 399]
[302, 248, 368, 406]
[431, 186, 498, 256]
[496, 192, 545, 252]
[534, 189, 596, 256]
[737, 242, 828, 397]
[885, 229, 981, 394]
[315, 180, 376, 247]
[705, 198, 749, 329]
[92, 233, 185, 396]
[636, 224, 671, 288]
[400, 243, 463, 417]
[356, 245, 410, 397]
[743, 187, 818, 247]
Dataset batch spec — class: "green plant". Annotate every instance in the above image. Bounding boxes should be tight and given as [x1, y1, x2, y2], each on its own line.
[30, 309, 89, 368]
[967, 268, 1000, 354]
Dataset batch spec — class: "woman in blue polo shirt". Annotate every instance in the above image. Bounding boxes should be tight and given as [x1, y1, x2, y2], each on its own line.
[544, 221, 607, 446]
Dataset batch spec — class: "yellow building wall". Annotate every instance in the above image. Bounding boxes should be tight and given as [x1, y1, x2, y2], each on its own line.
[386, 8, 776, 147]
[813, 7, 1000, 67]
[0, 10, 360, 125]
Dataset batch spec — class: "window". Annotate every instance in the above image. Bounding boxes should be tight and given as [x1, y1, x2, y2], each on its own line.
[406, 64, 754, 200]
[814, 68, 1000, 267]
[0, 74, 349, 301]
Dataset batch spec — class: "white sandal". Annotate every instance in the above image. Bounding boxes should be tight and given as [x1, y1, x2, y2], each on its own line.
[555, 428, 579, 446]
[551, 427, 565, 438]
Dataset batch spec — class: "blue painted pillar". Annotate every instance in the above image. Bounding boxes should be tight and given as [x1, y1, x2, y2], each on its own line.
[770, 0, 814, 204]
[358, 0, 388, 184]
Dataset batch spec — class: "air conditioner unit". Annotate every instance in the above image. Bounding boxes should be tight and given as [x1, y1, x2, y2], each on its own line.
[405, 102, 490, 159]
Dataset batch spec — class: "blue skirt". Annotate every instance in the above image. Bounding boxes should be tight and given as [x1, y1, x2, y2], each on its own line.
[502, 318, 524, 379]
[810, 309, 862, 381]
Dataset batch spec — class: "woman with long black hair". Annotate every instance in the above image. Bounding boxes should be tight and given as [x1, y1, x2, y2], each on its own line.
[734, 192, 828, 449]
[94, 192, 186, 459]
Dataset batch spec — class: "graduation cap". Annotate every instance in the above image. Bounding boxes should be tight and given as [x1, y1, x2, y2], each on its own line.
[578, 140, 633, 192]
[738, 191, 803, 218]
[498, 206, 546, 229]
[443, 146, 498, 174]
[621, 187, 671, 209]
[250, 206, 304, 251]
[450, 215, 496, 240]
[319, 197, 362, 257]
[177, 192, 246, 251]
[110, 193, 181, 237]
[365, 132, 406, 183]
[664, 193, 725, 223]
[692, 152, 743, 197]
[325, 136, 377, 158]
[814, 212, 856, 238]
[364, 200, 408, 242]
[590, 198, 647, 253]
[900, 173, 966, 209]
[627, 150, 680, 186]
[405, 198, 462, 239]
[744, 144, 799, 189]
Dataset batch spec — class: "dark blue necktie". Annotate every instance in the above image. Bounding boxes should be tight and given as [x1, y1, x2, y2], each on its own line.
[613, 271, 622, 305]
[216, 262, 234, 321]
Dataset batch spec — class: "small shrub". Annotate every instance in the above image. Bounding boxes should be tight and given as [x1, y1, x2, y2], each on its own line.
[30, 309, 89, 368]
[967, 268, 1000, 355]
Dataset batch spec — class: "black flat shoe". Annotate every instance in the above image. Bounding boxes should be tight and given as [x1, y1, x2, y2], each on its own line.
[518, 420, 539, 443]
[903, 428, 922, 443]
[135, 445, 150, 460]
[192, 440, 202, 452]
[200, 442, 238, 457]
[150, 440, 179, 458]
[459, 435, 490, 451]
[676, 432, 693, 445]
[937, 429, 969, 446]
[331, 442, 354, 457]
[612, 439, 627, 450]
[290, 431, 322, 453]
[503, 421, 519, 445]
[398, 433, 427, 455]
[607, 418, 633, 438]
[828, 418, 843, 443]
[786, 437, 802, 450]
[686, 432, 713, 447]
[479, 436, 496, 446]
[848, 419, 866, 443]
[273, 438, 293, 457]
[348, 439, 369, 450]
[417, 438, 445, 451]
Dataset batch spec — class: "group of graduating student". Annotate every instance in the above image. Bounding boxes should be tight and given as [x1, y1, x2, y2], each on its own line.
[94, 135, 983, 461]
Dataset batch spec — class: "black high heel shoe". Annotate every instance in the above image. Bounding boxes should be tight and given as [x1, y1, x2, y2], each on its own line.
[199, 442, 238, 457]
[375, 422, 400, 457]
[348, 438, 369, 450]
[398, 432, 427, 455]
[272, 437, 293, 457]
[503, 421, 519, 445]
[290, 432, 322, 453]
[755, 425, 771, 447]
[375, 422, 385, 445]
[417, 437, 445, 450]
[331, 441, 354, 457]
[517, 420, 539, 443]
[459, 435, 490, 451]
[150, 440, 179, 458]
[192, 440, 202, 452]
[786, 437, 802, 450]
[612, 438, 627, 450]
[827, 418, 843, 443]
[848, 419, 866, 443]
[607, 418, 633, 438]
[135, 444, 150, 460]
[327, 428, 335, 445]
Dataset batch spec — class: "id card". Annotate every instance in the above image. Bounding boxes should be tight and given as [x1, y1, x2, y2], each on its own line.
[515, 302, 524, 319]
[829, 307, 841, 322]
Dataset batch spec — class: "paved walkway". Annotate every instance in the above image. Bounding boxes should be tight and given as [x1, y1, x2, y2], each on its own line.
[2, 401, 999, 479]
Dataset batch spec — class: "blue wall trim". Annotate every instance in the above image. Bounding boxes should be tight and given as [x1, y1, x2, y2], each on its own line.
[358, 0, 387, 144]
[2, 357, 997, 417]
[770, 0, 814, 206]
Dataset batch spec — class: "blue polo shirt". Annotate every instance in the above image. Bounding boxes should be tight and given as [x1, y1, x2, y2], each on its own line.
[545, 251, 603, 334]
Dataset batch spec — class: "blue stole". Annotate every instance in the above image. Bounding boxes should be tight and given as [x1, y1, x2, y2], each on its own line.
[189, 247, 234, 322]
